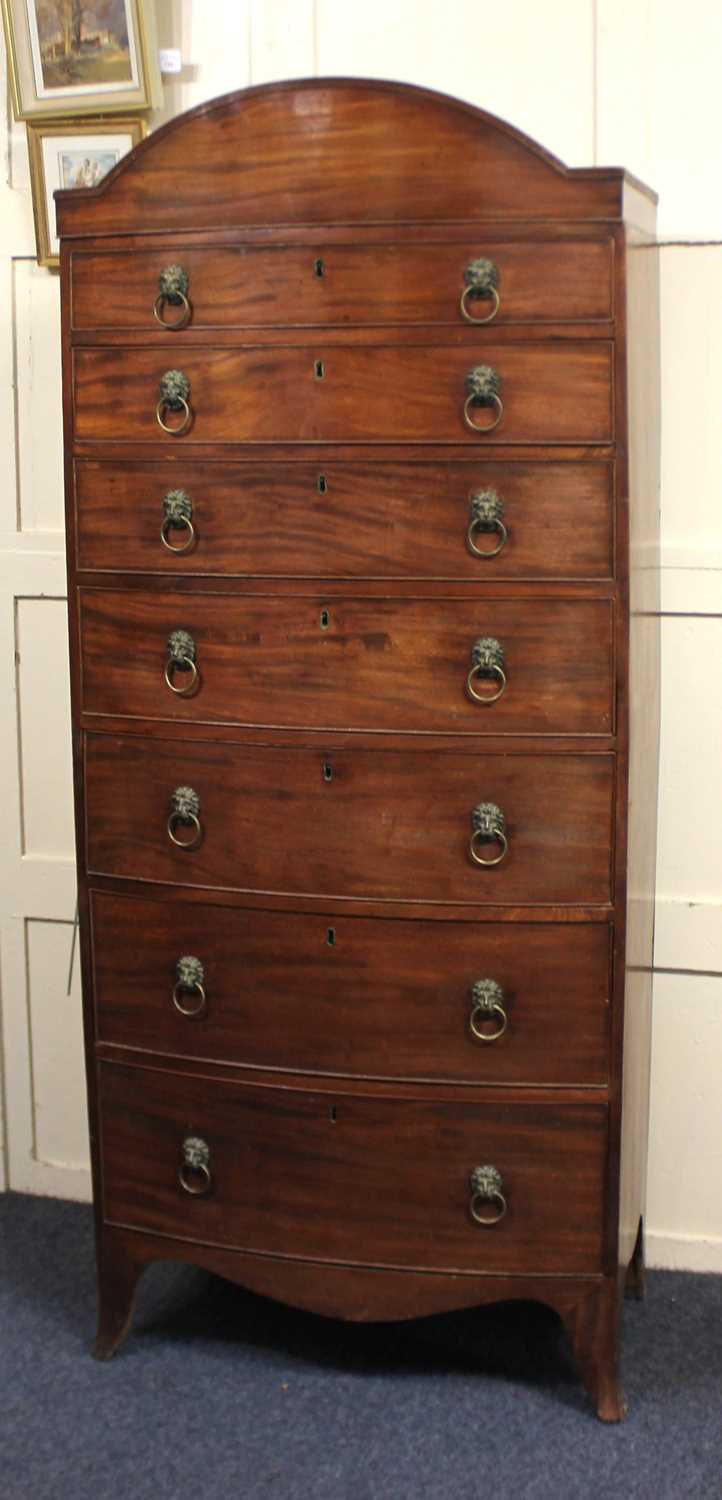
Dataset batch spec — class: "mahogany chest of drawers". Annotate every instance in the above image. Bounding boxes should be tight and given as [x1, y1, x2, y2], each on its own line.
[57, 78, 660, 1420]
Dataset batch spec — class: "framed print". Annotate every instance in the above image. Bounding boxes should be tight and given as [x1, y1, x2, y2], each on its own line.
[27, 116, 146, 266]
[1, 0, 162, 119]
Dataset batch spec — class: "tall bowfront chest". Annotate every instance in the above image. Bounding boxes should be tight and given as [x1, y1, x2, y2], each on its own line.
[57, 79, 660, 1420]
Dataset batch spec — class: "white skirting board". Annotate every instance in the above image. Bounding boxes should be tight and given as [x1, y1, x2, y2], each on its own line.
[647, 1232, 722, 1274]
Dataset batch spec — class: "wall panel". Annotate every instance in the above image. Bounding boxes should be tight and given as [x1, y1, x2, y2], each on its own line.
[598, 0, 722, 239]
[26, 919, 87, 1172]
[647, 974, 722, 1269]
[659, 247, 722, 612]
[14, 262, 63, 535]
[316, 0, 595, 165]
[16, 599, 74, 859]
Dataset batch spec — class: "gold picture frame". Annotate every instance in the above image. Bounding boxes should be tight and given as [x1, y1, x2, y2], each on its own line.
[1, 0, 161, 120]
[27, 115, 146, 267]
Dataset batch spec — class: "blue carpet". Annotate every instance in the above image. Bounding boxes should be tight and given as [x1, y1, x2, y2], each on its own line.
[1, 1191, 720, 1500]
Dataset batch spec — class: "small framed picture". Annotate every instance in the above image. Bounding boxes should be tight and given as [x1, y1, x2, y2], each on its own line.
[27, 117, 146, 267]
[1, 0, 161, 120]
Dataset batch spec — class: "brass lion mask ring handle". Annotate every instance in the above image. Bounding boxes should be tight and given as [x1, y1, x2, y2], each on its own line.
[179, 1135, 212, 1196]
[165, 628, 199, 696]
[469, 802, 508, 867]
[156, 369, 193, 436]
[466, 637, 507, 705]
[469, 1165, 507, 1225]
[463, 364, 503, 434]
[173, 955, 207, 1018]
[154, 264, 192, 330]
[167, 785, 203, 850]
[460, 257, 500, 325]
[161, 489, 196, 554]
[467, 488, 507, 559]
[469, 979, 508, 1043]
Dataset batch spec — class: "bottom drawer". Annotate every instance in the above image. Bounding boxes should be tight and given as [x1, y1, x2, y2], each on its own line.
[99, 1063, 606, 1274]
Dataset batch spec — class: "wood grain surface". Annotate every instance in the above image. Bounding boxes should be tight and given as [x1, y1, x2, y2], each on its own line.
[72, 343, 613, 445]
[79, 590, 615, 735]
[56, 79, 637, 238]
[74, 457, 615, 581]
[91, 891, 611, 1085]
[70, 239, 613, 330]
[84, 733, 615, 905]
[99, 1060, 607, 1274]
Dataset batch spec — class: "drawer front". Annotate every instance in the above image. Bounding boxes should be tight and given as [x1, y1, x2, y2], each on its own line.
[92, 893, 611, 1085]
[80, 591, 614, 737]
[74, 458, 614, 581]
[85, 735, 614, 905]
[73, 344, 613, 445]
[71, 240, 613, 331]
[99, 1062, 607, 1273]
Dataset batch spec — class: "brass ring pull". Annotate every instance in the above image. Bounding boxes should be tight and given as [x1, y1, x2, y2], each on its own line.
[164, 658, 198, 696]
[463, 365, 503, 435]
[165, 628, 198, 696]
[168, 810, 202, 849]
[179, 1160, 211, 1194]
[161, 489, 195, 553]
[460, 283, 500, 325]
[470, 827, 507, 865]
[156, 370, 192, 437]
[167, 785, 202, 850]
[173, 955, 207, 1018]
[467, 663, 505, 703]
[469, 979, 508, 1043]
[467, 488, 507, 559]
[156, 395, 192, 436]
[460, 257, 500, 325]
[154, 264, 192, 330]
[469, 1165, 506, 1226]
[466, 637, 507, 706]
[154, 291, 192, 330]
[463, 391, 503, 434]
[467, 515, 507, 557]
[469, 802, 508, 867]
[179, 1136, 212, 1197]
[173, 977, 206, 1016]
[161, 514, 196, 552]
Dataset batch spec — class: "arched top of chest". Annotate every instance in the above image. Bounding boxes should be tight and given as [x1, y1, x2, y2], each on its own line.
[55, 76, 653, 241]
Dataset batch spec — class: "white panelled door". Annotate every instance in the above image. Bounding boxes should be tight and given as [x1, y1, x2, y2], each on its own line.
[0, 111, 89, 1194]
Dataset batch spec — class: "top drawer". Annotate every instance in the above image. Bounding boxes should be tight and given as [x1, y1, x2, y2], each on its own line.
[70, 240, 614, 333]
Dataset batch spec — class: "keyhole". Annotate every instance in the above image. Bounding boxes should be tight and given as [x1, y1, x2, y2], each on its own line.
[329, 1105, 337, 1123]
[314, 258, 325, 278]
[314, 358, 325, 380]
[320, 608, 330, 630]
[317, 474, 327, 495]
[322, 761, 333, 782]
[326, 927, 336, 946]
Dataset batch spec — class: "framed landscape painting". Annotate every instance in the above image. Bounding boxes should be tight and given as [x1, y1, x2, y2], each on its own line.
[1, 0, 161, 119]
[27, 116, 145, 265]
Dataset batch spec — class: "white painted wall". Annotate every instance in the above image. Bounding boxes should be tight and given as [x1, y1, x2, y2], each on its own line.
[1, 0, 720, 1270]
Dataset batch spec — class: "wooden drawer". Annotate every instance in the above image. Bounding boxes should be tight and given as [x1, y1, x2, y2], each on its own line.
[74, 458, 615, 581]
[85, 735, 614, 905]
[99, 1062, 607, 1274]
[70, 239, 614, 331]
[79, 590, 614, 737]
[73, 344, 613, 445]
[92, 893, 611, 1085]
